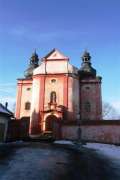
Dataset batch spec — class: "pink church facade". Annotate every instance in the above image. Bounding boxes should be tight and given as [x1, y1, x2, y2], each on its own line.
[15, 49, 102, 138]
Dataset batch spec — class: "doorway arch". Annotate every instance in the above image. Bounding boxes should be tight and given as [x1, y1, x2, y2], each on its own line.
[45, 115, 58, 131]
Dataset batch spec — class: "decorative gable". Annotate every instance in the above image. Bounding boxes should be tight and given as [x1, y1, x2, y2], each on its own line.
[44, 49, 69, 60]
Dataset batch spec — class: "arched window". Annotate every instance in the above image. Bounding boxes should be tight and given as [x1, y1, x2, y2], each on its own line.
[50, 91, 56, 103]
[25, 102, 31, 110]
[85, 102, 91, 112]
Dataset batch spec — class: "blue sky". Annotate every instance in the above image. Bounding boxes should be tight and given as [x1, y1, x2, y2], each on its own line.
[0, 0, 120, 113]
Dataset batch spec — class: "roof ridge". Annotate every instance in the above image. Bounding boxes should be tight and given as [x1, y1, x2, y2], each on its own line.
[43, 48, 69, 60]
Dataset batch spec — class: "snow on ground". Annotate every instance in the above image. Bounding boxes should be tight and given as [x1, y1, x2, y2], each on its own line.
[83, 142, 120, 178]
[0, 144, 70, 180]
[84, 143, 120, 159]
[0, 142, 120, 179]
[54, 140, 74, 145]
[83, 143, 120, 179]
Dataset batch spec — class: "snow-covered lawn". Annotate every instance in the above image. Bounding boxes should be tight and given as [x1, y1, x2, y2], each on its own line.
[54, 140, 74, 145]
[54, 141, 120, 161]
[84, 143, 120, 170]
[84, 143, 120, 159]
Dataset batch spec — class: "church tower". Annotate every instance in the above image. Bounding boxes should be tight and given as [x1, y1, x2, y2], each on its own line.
[15, 51, 39, 119]
[79, 51, 102, 120]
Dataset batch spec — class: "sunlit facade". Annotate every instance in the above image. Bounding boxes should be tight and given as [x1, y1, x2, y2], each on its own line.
[15, 49, 102, 137]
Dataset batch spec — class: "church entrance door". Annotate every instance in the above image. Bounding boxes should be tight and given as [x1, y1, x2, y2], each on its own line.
[45, 115, 58, 131]
[45, 115, 61, 139]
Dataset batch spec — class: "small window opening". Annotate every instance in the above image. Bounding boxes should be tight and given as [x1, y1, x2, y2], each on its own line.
[27, 88, 31, 91]
[85, 86, 90, 90]
[25, 102, 31, 110]
[85, 102, 91, 112]
[51, 79, 56, 83]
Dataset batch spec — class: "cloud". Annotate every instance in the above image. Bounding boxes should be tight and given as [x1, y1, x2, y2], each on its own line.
[0, 83, 16, 94]
[7, 26, 88, 43]
[0, 83, 16, 111]
[0, 96, 15, 103]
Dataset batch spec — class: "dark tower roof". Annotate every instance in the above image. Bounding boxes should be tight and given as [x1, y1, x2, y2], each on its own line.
[79, 50, 96, 78]
[30, 50, 39, 66]
[24, 50, 39, 78]
[82, 50, 91, 63]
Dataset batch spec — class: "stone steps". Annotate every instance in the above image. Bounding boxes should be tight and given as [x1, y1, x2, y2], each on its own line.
[29, 131, 55, 142]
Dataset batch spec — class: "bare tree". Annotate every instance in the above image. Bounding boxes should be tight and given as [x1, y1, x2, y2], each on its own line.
[102, 102, 119, 120]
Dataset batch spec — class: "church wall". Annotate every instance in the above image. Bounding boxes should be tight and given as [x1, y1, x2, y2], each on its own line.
[34, 62, 46, 74]
[63, 76, 68, 108]
[15, 83, 22, 119]
[96, 82, 102, 119]
[15, 80, 32, 119]
[80, 79, 102, 120]
[46, 60, 68, 74]
[73, 77, 80, 120]
[20, 84, 32, 118]
[44, 76, 64, 107]
[68, 76, 79, 121]
[80, 83, 96, 120]
[68, 77, 74, 120]
[30, 76, 41, 134]
[31, 77, 40, 115]
[30, 74, 70, 134]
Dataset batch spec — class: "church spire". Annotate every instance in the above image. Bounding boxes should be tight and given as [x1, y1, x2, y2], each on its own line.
[79, 50, 96, 78]
[24, 50, 39, 78]
[82, 50, 91, 63]
[30, 50, 39, 67]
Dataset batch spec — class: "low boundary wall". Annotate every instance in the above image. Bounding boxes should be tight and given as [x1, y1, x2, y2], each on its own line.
[62, 120, 120, 145]
[6, 117, 30, 142]
[5, 118, 120, 144]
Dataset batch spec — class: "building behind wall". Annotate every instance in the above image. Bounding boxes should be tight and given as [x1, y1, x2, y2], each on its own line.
[0, 103, 13, 142]
[15, 49, 102, 138]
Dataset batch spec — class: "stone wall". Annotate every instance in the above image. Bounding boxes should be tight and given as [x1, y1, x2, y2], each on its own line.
[62, 120, 120, 144]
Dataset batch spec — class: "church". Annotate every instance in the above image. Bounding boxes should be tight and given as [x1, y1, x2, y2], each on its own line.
[15, 49, 102, 138]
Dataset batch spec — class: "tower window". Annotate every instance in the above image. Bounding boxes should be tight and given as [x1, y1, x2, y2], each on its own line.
[51, 79, 56, 83]
[50, 91, 56, 103]
[85, 102, 91, 112]
[85, 86, 90, 90]
[25, 102, 31, 110]
[27, 88, 31, 91]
